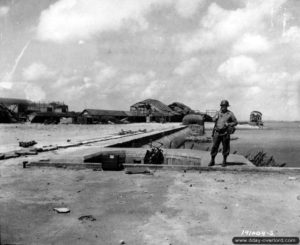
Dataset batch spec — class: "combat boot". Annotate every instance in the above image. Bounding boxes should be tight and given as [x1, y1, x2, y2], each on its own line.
[222, 157, 227, 167]
[208, 158, 215, 167]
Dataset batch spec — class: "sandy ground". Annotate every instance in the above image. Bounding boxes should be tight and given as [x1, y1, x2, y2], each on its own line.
[0, 152, 299, 245]
[0, 123, 180, 153]
[0, 122, 299, 244]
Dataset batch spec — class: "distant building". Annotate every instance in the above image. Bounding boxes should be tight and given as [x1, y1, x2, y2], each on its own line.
[168, 102, 192, 116]
[79, 109, 130, 124]
[0, 97, 31, 114]
[0, 97, 70, 123]
[27, 102, 68, 113]
[250, 111, 263, 126]
[130, 99, 181, 122]
[28, 111, 78, 124]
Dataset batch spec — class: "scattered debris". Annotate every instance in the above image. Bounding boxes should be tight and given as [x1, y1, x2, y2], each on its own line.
[53, 207, 70, 213]
[16, 148, 38, 156]
[3, 151, 19, 159]
[40, 158, 50, 162]
[22, 161, 28, 168]
[19, 140, 37, 148]
[288, 176, 297, 181]
[120, 118, 130, 124]
[125, 167, 153, 175]
[118, 129, 147, 135]
[92, 168, 102, 171]
[78, 215, 96, 222]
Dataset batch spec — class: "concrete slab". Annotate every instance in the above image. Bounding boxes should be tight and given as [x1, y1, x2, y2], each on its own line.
[0, 125, 186, 160]
[25, 124, 262, 170]
[28, 147, 254, 170]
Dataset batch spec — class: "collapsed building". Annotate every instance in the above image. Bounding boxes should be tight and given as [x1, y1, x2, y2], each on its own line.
[0, 97, 70, 123]
[27, 102, 71, 123]
[27, 102, 68, 114]
[168, 102, 192, 116]
[130, 99, 182, 122]
[0, 97, 31, 122]
[0, 104, 18, 123]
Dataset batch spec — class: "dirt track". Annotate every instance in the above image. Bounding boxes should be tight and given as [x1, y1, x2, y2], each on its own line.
[0, 154, 299, 245]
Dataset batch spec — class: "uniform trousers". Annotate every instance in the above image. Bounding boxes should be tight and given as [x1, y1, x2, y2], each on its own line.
[211, 133, 230, 158]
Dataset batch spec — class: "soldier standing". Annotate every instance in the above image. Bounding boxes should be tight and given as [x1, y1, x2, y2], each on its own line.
[208, 100, 238, 167]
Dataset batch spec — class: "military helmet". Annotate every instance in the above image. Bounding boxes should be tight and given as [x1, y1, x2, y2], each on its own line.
[220, 100, 230, 107]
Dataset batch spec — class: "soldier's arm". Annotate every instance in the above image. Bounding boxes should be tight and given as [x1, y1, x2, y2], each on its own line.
[228, 112, 238, 126]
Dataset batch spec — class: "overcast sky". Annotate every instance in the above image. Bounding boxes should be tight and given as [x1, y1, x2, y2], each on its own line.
[0, 0, 299, 120]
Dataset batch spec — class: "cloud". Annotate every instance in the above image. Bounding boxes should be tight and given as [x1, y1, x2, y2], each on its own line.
[281, 26, 300, 44]
[178, 0, 286, 53]
[0, 6, 9, 17]
[24, 84, 46, 101]
[0, 73, 13, 89]
[215, 53, 300, 120]
[233, 33, 272, 54]
[245, 72, 299, 120]
[141, 79, 167, 98]
[174, 57, 200, 76]
[218, 55, 258, 79]
[174, 0, 206, 18]
[23, 62, 56, 81]
[8, 0, 298, 120]
[0, 81, 13, 90]
[93, 61, 117, 82]
[36, 0, 169, 42]
[36, 0, 207, 43]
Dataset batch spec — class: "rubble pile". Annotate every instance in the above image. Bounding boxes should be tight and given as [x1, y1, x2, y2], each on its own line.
[19, 140, 37, 148]
[118, 129, 147, 135]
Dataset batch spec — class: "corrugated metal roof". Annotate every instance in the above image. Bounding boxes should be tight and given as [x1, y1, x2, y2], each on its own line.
[251, 111, 262, 115]
[168, 102, 192, 115]
[124, 111, 145, 117]
[0, 97, 31, 105]
[131, 99, 179, 115]
[29, 112, 71, 117]
[81, 109, 128, 117]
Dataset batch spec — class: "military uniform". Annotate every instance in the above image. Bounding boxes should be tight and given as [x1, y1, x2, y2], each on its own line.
[209, 100, 238, 166]
[211, 110, 238, 158]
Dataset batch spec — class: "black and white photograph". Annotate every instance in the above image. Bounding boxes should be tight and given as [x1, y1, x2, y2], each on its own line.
[0, 0, 299, 244]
